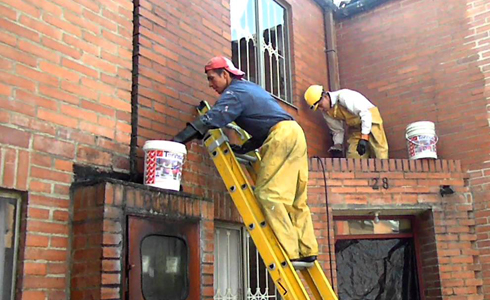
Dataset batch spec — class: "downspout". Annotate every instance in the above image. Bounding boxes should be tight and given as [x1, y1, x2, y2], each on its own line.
[324, 7, 340, 91]
[313, 0, 340, 291]
[314, 0, 341, 90]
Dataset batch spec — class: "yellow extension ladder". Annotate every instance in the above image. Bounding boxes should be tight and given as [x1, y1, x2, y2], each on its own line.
[197, 101, 338, 300]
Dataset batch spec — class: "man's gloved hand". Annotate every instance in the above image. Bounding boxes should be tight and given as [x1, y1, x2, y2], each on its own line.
[356, 135, 369, 156]
[230, 139, 261, 155]
[173, 117, 210, 144]
[230, 144, 248, 154]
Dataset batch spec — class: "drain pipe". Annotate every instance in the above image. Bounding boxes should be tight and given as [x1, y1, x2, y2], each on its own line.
[324, 7, 340, 91]
[313, 0, 341, 289]
[314, 0, 341, 90]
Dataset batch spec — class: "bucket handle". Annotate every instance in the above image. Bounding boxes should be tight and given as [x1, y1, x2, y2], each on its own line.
[405, 134, 438, 146]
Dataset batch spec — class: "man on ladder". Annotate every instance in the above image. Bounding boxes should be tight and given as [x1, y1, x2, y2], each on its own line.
[174, 56, 318, 268]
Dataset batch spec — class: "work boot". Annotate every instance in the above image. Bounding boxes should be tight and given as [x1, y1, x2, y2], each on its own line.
[291, 255, 317, 269]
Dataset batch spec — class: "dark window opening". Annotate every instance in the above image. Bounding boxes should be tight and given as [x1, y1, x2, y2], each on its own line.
[141, 235, 189, 300]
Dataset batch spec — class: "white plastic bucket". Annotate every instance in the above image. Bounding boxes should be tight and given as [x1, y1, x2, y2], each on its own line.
[405, 121, 438, 160]
[143, 140, 187, 191]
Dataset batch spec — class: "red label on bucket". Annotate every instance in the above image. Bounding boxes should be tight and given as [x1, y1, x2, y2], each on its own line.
[407, 135, 437, 158]
[145, 150, 184, 187]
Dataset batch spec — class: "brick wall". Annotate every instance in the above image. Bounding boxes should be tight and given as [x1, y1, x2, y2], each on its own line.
[132, 0, 333, 199]
[308, 158, 482, 299]
[335, 0, 490, 297]
[0, 0, 133, 298]
[336, 0, 490, 169]
[70, 179, 214, 299]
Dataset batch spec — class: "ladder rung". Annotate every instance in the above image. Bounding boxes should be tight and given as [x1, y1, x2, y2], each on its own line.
[235, 153, 258, 163]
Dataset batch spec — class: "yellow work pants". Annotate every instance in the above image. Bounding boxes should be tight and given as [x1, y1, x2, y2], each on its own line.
[347, 123, 389, 159]
[254, 121, 318, 260]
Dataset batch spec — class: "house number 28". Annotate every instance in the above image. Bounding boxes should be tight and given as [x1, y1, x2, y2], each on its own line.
[372, 177, 389, 190]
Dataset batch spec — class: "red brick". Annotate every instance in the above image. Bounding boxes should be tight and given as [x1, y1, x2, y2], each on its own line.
[80, 77, 115, 94]
[26, 234, 49, 247]
[19, 14, 62, 39]
[30, 195, 70, 209]
[1, 149, 16, 188]
[17, 64, 59, 86]
[18, 39, 60, 63]
[62, 34, 98, 56]
[0, 81, 11, 96]
[37, 108, 78, 128]
[82, 9, 117, 32]
[54, 159, 73, 172]
[23, 277, 66, 289]
[61, 12, 99, 35]
[20, 291, 46, 300]
[62, 57, 99, 78]
[30, 180, 52, 193]
[81, 100, 116, 117]
[39, 60, 80, 82]
[24, 263, 48, 276]
[0, 43, 36, 66]
[27, 220, 68, 235]
[31, 166, 72, 183]
[28, 207, 50, 220]
[33, 135, 76, 158]
[79, 121, 114, 139]
[43, 14, 82, 37]
[0, 125, 31, 148]
[53, 210, 69, 222]
[51, 236, 69, 248]
[77, 146, 112, 166]
[54, 184, 70, 195]
[61, 81, 99, 101]
[26, 0, 63, 15]
[31, 153, 52, 167]
[60, 104, 98, 123]
[0, 71, 36, 92]
[98, 116, 116, 128]
[81, 53, 117, 74]
[39, 84, 80, 104]
[0, 18, 40, 42]
[16, 90, 58, 110]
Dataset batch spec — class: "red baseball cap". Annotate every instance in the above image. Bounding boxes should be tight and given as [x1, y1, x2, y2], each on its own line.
[204, 56, 245, 78]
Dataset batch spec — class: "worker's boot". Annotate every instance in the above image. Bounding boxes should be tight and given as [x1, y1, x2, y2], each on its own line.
[291, 255, 317, 269]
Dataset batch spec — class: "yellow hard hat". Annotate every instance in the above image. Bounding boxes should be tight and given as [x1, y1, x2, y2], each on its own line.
[304, 85, 324, 111]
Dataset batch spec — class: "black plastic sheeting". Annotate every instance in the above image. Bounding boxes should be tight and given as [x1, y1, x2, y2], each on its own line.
[335, 239, 420, 300]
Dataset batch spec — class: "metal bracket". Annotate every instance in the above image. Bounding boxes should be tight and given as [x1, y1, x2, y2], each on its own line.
[206, 134, 229, 153]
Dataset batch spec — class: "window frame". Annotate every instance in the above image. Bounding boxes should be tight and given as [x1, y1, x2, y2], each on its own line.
[231, 0, 295, 106]
[0, 190, 22, 300]
[214, 223, 280, 300]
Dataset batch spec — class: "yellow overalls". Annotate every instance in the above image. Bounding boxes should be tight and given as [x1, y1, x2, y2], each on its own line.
[254, 120, 318, 260]
[327, 105, 388, 159]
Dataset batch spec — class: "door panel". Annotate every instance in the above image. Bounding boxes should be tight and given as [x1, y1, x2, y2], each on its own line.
[128, 216, 200, 300]
[335, 239, 420, 300]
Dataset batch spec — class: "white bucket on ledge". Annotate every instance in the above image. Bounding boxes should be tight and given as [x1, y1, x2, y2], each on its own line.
[143, 140, 186, 191]
[405, 121, 438, 160]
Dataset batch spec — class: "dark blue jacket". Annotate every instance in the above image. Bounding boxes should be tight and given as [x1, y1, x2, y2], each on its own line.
[201, 79, 293, 145]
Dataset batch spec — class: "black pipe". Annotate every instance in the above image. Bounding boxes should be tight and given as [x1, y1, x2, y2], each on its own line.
[129, 0, 140, 181]
[313, 156, 335, 292]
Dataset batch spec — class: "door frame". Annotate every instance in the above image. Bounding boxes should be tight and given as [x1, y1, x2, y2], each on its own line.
[333, 215, 425, 300]
[125, 215, 201, 300]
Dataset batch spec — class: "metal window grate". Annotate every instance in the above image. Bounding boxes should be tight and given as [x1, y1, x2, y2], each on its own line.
[214, 225, 280, 300]
[231, 0, 291, 104]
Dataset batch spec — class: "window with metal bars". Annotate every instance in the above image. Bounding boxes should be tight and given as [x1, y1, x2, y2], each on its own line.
[0, 191, 21, 300]
[230, 0, 292, 104]
[214, 225, 280, 300]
